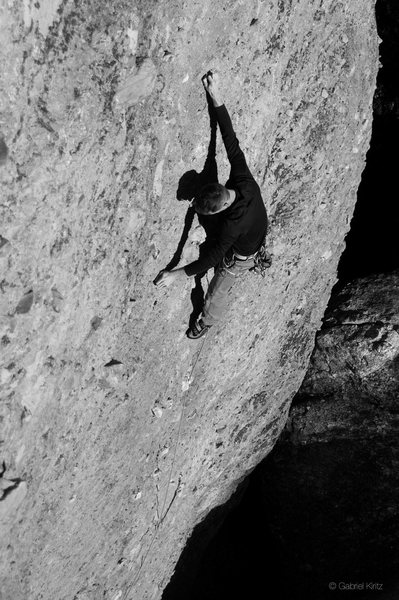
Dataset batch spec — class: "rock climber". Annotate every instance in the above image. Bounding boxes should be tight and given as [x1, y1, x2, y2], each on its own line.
[156, 71, 269, 339]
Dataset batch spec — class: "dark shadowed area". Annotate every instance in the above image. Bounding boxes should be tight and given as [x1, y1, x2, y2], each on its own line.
[338, 0, 399, 282]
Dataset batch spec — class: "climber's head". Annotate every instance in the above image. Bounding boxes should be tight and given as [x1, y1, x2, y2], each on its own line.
[193, 183, 234, 215]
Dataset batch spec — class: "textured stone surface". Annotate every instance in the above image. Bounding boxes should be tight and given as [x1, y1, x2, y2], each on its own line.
[259, 272, 399, 598]
[0, 1, 378, 598]
[290, 270, 399, 443]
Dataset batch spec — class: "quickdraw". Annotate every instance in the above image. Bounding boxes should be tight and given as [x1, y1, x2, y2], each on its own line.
[250, 242, 272, 277]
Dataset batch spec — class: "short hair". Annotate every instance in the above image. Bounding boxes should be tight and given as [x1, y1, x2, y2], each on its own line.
[194, 183, 229, 215]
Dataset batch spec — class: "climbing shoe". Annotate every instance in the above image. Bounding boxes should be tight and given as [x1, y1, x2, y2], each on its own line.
[186, 318, 211, 339]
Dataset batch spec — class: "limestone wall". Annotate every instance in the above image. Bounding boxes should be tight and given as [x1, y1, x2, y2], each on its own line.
[0, 1, 378, 598]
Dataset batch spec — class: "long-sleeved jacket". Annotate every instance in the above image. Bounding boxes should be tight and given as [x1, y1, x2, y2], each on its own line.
[184, 104, 268, 277]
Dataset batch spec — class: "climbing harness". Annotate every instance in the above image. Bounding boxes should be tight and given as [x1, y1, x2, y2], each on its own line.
[222, 240, 272, 278]
[121, 334, 208, 600]
[232, 249, 258, 261]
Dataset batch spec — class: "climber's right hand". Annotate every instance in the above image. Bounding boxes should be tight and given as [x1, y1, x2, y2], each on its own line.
[201, 70, 223, 107]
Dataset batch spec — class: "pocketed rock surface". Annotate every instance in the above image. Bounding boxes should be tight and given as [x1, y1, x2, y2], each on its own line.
[0, 1, 378, 599]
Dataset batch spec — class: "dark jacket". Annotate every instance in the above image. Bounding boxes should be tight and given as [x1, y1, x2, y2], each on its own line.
[184, 104, 268, 277]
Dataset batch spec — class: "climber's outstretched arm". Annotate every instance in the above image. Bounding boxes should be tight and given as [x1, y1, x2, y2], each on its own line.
[202, 71, 252, 180]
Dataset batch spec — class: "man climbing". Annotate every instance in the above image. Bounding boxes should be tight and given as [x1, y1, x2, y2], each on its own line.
[156, 71, 269, 339]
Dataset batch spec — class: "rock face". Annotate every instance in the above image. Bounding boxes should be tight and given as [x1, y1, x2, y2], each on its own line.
[0, 2, 378, 599]
[260, 272, 399, 598]
[292, 270, 399, 441]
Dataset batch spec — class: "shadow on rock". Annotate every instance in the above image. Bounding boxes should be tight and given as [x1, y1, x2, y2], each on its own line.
[163, 93, 220, 328]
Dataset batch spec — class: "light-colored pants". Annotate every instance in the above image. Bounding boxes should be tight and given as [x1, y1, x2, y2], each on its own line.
[201, 255, 256, 326]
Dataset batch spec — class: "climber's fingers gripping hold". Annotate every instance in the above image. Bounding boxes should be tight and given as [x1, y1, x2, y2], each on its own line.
[202, 69, 218, 91]
[201, 72, 210, 92]
[201, 70, 222, 107]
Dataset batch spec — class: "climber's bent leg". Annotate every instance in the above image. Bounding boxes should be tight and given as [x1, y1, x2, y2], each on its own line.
[201, 255, 255, 327]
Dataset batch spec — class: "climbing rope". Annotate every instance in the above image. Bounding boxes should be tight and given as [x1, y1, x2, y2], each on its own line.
[121, 334, 208, 600]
